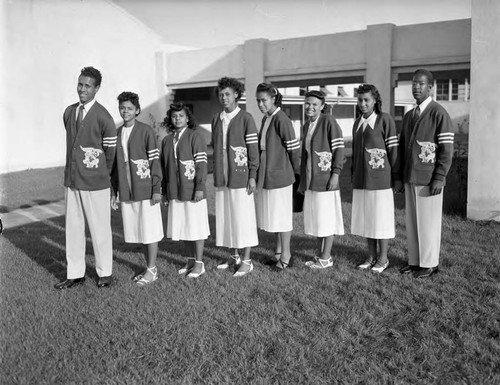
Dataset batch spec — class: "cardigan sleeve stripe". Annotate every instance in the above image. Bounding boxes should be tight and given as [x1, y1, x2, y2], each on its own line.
[437, 133, 454, 144]
[245, 133, 258, 145]
[286, 138, 300, 151]
[194, 152, 208, 163]
[385, 136, 399, 148]
[331, 138, 345, 151]
[102, 136, 117, 147]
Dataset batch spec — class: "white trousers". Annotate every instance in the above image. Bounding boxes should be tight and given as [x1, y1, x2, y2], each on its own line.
[65, 187, 113, 278]
[404, 183, 443, 268]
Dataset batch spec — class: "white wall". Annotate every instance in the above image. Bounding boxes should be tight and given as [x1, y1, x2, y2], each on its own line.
[467, 0, 500, 221]
[1, 0, 170, 174]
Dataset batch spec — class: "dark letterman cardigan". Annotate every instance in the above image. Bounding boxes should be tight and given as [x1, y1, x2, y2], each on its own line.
[299, 114, 345, 192]
[398, 100, 454, 186]
[63, 101, 117, 191]
[161, 128, 208, 202]
[351, 112, 399, 190]
[257, 109, 300, 189]
[211, 110, 259, 189]
[111, 120, 161, 201]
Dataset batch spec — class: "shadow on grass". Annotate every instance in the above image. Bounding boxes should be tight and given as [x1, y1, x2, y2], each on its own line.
[2, 209, 185, 283]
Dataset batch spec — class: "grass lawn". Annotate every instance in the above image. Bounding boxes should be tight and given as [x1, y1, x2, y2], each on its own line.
[1, 164, 499, 384]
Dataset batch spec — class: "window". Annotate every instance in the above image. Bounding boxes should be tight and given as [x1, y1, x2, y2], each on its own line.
[435, 78, 470, 101]
[435, 79, 449, 101]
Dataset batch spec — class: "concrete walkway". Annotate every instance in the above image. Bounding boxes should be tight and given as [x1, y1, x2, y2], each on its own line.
[2, 201, 65, 229]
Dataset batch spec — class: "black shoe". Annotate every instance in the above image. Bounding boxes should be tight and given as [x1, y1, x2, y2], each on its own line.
[413, 266, 439, 279]
[97, 276, 113, 288]
[54, 277, 85, 290]
[399, 265, 419, 274]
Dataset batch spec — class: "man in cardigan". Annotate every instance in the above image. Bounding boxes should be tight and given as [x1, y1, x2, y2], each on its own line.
[54, 67, 117, 289]
[395, 69, 454, 279]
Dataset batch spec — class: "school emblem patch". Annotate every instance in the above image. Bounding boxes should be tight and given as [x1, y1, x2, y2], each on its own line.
[180, 159, 195, 180]
[365, 148, 387, 169]
[130, 159, 151, 179]
[416, 141, 437, 163]
[230, 146, 248, 167]
[80, 145, 102, 168]
[314, 151, 332, 172]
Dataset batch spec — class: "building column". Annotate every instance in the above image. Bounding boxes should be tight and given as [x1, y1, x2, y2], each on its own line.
[467, 0, 500, 221]
[365, 24, 395, 116]
[243, 38, 268, 125]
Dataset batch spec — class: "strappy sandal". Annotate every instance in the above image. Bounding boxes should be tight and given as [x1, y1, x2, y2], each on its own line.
[305, 256, 319, 267]
[136, 266, 158, 286]
[178, 257, 195, 275]
[217, 254, 241, 270]
[187, 261, 205, 278]
[271, 257, 293, 272]
[357, 258, 376, 270]
[233, 260, 254, 277]
[309, 257, 333, 269]
[132, 270, 147, 282]
[371, 259, 389, 273]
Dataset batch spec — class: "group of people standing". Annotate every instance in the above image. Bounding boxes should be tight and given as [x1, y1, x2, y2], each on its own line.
[54, 66, 454, 290]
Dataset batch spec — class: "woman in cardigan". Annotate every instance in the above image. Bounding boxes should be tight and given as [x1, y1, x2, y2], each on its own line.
[111, 92, 163, 285]
[161, 102, 210, 278]
[299, 90, 345, 269]
[255, 83, 300, 271]
[212, 77, 259, 277]
[351, 84, 398, 273]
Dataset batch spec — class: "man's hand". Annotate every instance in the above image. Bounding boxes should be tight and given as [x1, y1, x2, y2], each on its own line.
[429, 179, 444, 196]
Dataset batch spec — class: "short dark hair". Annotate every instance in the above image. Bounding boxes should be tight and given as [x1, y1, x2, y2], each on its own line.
[355, 84, 382, 114]
[256, 82, 283, 107]
[217, 77, 245, 100]
[117, 92, 141, 116]
[413, 69, 434, 85]
[305, 90, 328, 113]
[80, 66, 102, 87]
[163, 102, 197, 133]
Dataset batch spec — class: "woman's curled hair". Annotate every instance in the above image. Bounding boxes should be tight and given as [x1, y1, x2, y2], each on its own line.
[163, 102, 197, 133]
[356, 83, 382, 115]
[217, 77, 245, 100]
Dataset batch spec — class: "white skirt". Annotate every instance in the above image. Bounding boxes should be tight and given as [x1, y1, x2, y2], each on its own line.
[351, 188, 395, 239]
[256, 185, 293, 232]
[303, 190, 344, 237]
[215, 187, 258, 248]
[121, 199, 164, 244]
[167, 199, 210, 241]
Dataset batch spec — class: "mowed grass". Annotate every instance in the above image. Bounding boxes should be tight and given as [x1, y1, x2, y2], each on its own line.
[1, 170, 500, 384]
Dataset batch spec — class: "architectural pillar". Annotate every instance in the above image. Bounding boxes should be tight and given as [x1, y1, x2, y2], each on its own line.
[365, 24, 395, 116]
[243, 38, 268, 125]
[467, 0, 500, 221]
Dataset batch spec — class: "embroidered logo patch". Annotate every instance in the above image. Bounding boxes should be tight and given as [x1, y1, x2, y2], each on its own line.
[80, 145, 102, 168]
[130, 159, 151, 179]
[230, 146, 248, 167]
[416, 141, 437, 163]
[365, 148, 387, 169]
[180, 159, 195, 180]
[314, 151, 332, 172]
